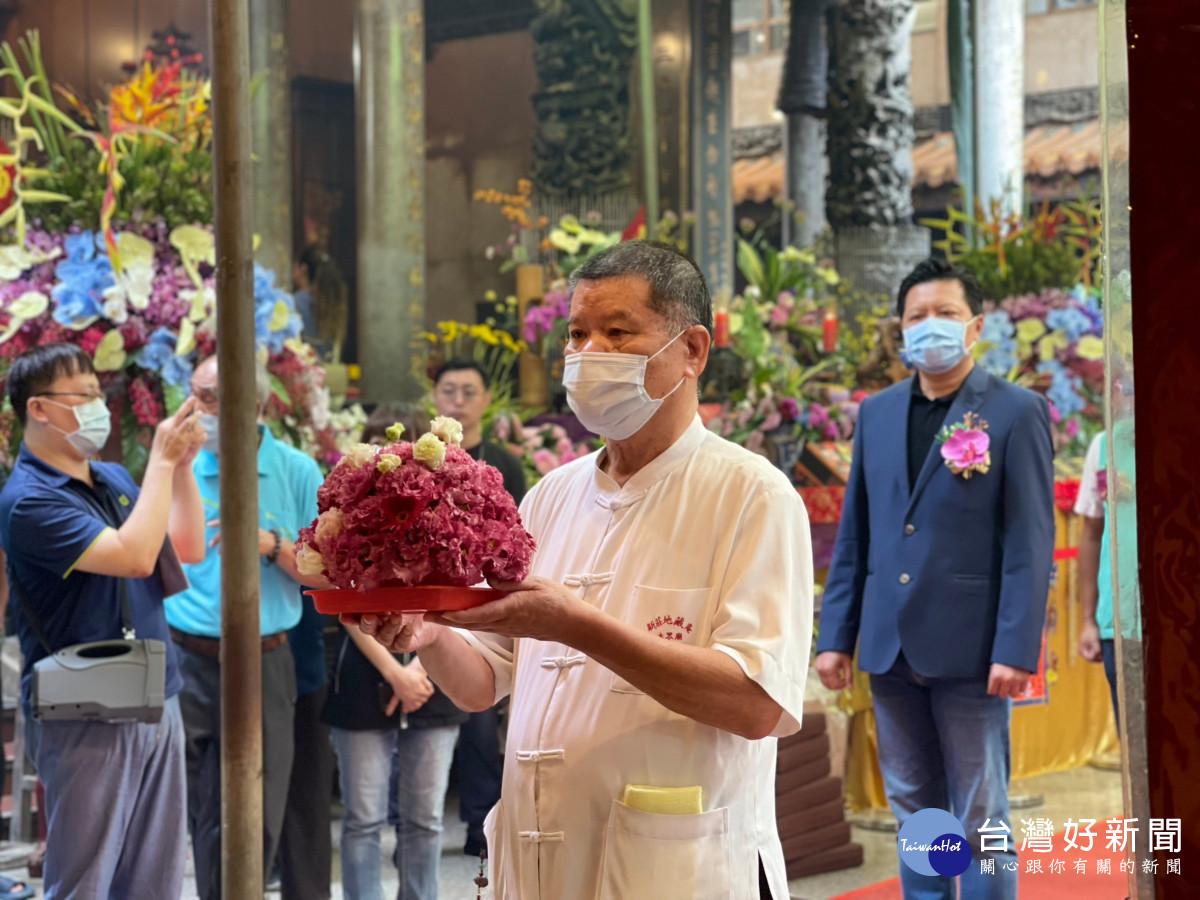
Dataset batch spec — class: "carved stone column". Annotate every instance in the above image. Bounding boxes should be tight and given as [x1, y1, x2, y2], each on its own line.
[827, 0, 928, 307]
[249, 0, 292, 279]
[529, 0, 636, 197]
[355, 0, 426, 403]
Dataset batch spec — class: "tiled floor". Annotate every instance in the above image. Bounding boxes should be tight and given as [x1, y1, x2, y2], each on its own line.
[4, 765, 1123, 899]
[786, 764, 1126, 900]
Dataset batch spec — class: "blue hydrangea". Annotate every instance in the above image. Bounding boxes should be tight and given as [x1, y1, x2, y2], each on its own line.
[978, 312, 1019, 375]
[981, 311, 1016, 342]
[1037, 359, 1086, 417]
[51, 231, 114, 328]
[253, 263, 302, 356]
[162, 353, 194, 388]
[1046, 307, 1094, 343]
[137, 328, 195, 388]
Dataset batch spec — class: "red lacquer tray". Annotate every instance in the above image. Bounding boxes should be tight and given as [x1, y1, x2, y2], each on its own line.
[306, 585, 507, 615]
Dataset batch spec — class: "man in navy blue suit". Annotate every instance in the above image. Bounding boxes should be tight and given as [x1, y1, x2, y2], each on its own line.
[817, 259, 1054, 900]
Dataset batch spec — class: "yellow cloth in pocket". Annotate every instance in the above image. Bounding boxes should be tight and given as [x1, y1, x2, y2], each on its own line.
[620, 784, 703, 816]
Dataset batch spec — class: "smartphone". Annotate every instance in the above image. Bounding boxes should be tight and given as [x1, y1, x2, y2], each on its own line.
[378, 682, 394, 713]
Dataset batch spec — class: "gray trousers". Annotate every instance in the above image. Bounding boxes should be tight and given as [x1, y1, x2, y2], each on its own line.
[28, 696, 188, 900]
[176, 641, 297, 900]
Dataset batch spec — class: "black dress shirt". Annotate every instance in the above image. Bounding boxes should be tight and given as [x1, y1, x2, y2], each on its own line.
[907, 378, 960, 491]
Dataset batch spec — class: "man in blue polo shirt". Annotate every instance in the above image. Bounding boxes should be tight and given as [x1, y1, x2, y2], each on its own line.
[0, 342, 207, 898]
[165, 354, 325, 900]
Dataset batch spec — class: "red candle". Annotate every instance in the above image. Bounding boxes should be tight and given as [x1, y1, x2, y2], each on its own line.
[714, 310, 730, 348]
[822, 307, 839, 354]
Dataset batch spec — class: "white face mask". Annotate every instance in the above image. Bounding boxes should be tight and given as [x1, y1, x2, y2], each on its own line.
[562, 331, 687, 440]
[43, 397, 112, 457]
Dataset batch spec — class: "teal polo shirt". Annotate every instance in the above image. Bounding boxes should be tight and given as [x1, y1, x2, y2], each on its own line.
[165, 426, 323, 638]
[1099, 424, 1138, 641]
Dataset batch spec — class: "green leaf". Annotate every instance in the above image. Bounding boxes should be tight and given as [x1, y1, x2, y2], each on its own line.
[270, 374, 293, 408]
[163, 382, 188, 416]
[120, 407, 150, 484]
[736, 238, 766, 290]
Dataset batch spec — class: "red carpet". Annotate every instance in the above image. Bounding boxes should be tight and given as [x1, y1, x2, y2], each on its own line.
[830, 834, 1133, 900]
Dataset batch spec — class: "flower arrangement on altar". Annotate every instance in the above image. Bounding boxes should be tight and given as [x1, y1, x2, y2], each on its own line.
[0, 32, 363, 477]
[974, 284, 1104, 456]
[923, 198, 1102, 301]
[296, 417, 535, 591]
[477, 180, 694, 360]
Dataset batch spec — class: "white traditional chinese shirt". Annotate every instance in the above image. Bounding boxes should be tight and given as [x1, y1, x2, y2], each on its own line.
[463, 415, 813, 900]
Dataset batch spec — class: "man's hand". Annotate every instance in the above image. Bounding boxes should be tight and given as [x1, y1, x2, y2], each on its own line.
[987, 663, 1033, 699]
[351, 613, 443, 655]
[206, 523, 277, 556]
[816, 651, 854, 691]
[152, 397, 205, 466]
[428, 577, 579, 642]
[1079, 620, 1103, 663]
[386, 661, 435, 716]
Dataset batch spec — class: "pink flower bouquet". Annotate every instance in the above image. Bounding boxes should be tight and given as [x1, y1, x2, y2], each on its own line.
[296, 417, 536, 602]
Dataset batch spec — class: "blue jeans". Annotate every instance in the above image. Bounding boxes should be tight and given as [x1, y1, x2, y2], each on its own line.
[456, 705, 504, 830]
[331, 725, 459, 900]
[871, 655, 1017, 900]
[27, 696, 188, 900]
[1100, 638, 1119, 732]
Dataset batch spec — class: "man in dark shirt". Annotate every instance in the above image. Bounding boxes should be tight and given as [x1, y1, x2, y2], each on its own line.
[431, 358, 527, 856]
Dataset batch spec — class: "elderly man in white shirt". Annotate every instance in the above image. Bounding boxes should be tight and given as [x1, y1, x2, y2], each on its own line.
[359, 241, 813, 900]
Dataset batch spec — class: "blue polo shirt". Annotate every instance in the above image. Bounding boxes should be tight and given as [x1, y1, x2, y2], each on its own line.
[0, 445, 184, 708]
[165, 426, 323, 638]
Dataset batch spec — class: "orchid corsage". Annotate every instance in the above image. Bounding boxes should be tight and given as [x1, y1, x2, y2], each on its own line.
[938, 412, 991, 479]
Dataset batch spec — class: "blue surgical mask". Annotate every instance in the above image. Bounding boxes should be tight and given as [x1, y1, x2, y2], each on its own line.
[199, 413, 220, 455]
[902, 317, 977, 375]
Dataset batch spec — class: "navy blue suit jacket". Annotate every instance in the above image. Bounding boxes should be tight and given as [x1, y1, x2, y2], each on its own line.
[817, 365, 1055, 679]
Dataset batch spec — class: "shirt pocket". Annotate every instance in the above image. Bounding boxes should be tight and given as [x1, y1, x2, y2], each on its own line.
[611, 585, 712, 695]
[594, 799, 731, 900]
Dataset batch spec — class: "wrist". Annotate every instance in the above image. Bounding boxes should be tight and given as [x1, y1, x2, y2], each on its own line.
[558, 600, 603, 655]
[146, 456, 177, 474]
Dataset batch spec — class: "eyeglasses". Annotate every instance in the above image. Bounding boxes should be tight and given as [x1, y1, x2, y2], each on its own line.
[435, 386, 482, 402]
[36, 392, 104, 403]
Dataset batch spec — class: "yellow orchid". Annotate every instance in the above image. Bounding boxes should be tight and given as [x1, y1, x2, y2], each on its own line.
[1038, 330, 1070, 362]
[1075, 335, 1104, 361]
[170, 225, 215, 287]
[176, 319, 197, 358]
[0, 290, 49, 343]
[268, 299, 291, 332]
[549, 229, 582, 255]
[93, 329, 128, 372]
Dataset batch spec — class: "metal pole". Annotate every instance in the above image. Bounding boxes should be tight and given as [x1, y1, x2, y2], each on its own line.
[637, 0, 660, 239]
[211, 0, 263, 896]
